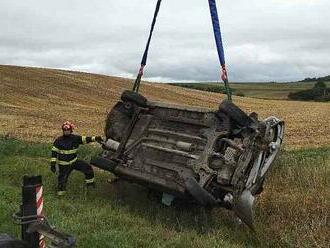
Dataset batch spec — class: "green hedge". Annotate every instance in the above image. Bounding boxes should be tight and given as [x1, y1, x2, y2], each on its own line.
[288, 82, 330, 101]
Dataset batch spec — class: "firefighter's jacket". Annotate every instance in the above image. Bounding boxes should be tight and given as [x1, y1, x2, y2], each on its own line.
[51, 135, 97, 165]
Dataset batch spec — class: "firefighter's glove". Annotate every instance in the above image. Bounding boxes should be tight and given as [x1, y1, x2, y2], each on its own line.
[50, 162, 56, 174]
[95, 136, 103, 143]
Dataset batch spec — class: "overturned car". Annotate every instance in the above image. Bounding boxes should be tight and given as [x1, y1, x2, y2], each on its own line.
[91, 90, 284, 228]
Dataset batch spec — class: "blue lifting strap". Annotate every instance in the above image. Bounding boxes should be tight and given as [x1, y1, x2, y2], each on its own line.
[208, 0, 232, 101]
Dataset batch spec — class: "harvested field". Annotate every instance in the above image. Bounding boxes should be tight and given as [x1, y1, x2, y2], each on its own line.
[0, 65, 329, 247]
[1, 65, 329, 149]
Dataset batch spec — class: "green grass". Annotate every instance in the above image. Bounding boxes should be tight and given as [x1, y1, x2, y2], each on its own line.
[170, 82, 330, 100]
[0, 137, 329, 247]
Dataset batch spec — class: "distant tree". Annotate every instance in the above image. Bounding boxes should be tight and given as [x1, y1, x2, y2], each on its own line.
[301, 77, 317, 82]
[235, 92, 245, 97]
[300, 75, 330, 83]
[171, 83, 236, 95]
[289, 81, 330, 102]
[314, 80, 328, 97]
[314, 80, 326, 89]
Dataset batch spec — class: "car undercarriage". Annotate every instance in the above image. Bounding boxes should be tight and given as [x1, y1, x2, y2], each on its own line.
[91, 90, 284, 228]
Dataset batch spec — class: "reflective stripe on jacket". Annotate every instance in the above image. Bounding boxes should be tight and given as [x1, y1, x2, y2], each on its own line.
[51, 134, 96, 165]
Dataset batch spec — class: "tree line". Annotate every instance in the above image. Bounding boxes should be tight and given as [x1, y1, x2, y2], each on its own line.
[288, 81, 330, 102]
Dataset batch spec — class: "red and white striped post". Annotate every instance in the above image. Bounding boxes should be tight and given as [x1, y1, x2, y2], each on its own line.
[21, 176, 46, 248]
[36, 185, 45, 248]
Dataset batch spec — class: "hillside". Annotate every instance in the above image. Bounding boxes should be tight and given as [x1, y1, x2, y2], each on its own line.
[170, 81, 330, 100]
[1, 65, 330, 149]
[300, 75, 330, 82]
[0, 65, 329, 247]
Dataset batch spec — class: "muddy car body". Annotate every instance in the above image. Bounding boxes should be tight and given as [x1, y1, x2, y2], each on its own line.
[91, 91, 284, 227]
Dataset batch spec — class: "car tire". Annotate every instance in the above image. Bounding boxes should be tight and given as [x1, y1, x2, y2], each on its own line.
[90, 156, 117, 172]
[121, 90, 148, 107]
[105, 102, 132, 141]
[218, 100, 253, 127]
[215, 111, 232, 132]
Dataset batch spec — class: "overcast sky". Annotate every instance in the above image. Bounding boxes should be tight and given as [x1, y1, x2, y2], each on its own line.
[0, 0, 329, 82]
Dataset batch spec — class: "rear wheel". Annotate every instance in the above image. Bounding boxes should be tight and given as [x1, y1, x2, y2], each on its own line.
[218, 100, 253, 127]
[121, 90, 148, 107]
[105, 102, 133, 141]
[215, 112, 232, 132]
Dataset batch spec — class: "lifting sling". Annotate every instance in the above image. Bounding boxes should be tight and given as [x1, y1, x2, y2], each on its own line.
[132, 0, 232, 101]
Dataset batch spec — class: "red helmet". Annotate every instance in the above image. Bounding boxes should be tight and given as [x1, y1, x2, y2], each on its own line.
[62, 121, 75, 131]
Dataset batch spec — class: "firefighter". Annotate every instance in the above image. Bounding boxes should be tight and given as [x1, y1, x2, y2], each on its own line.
[50, 121, 103, 196]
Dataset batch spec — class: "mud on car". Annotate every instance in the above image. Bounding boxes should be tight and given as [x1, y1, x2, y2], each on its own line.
[91, 90, 284, 228]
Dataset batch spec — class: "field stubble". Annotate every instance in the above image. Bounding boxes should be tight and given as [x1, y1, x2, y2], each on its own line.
[0, 65, 330, 149]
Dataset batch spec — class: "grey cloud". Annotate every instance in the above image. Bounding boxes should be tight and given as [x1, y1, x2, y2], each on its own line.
[0, 0, 329, 82]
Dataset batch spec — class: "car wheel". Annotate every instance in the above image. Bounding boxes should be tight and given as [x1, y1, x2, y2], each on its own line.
[121, 90, 148, 107]
[218, 100, 253, 127]
[105, 102, 132, 141]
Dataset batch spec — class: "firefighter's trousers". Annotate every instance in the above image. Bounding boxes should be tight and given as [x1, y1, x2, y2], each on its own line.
[57, 160, 94, 193]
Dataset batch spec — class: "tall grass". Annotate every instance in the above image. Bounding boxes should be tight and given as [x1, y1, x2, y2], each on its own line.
[0, 137, 329, 247]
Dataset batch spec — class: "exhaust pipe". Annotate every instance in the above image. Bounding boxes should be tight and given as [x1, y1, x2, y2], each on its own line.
[103, 139, 120, 151]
